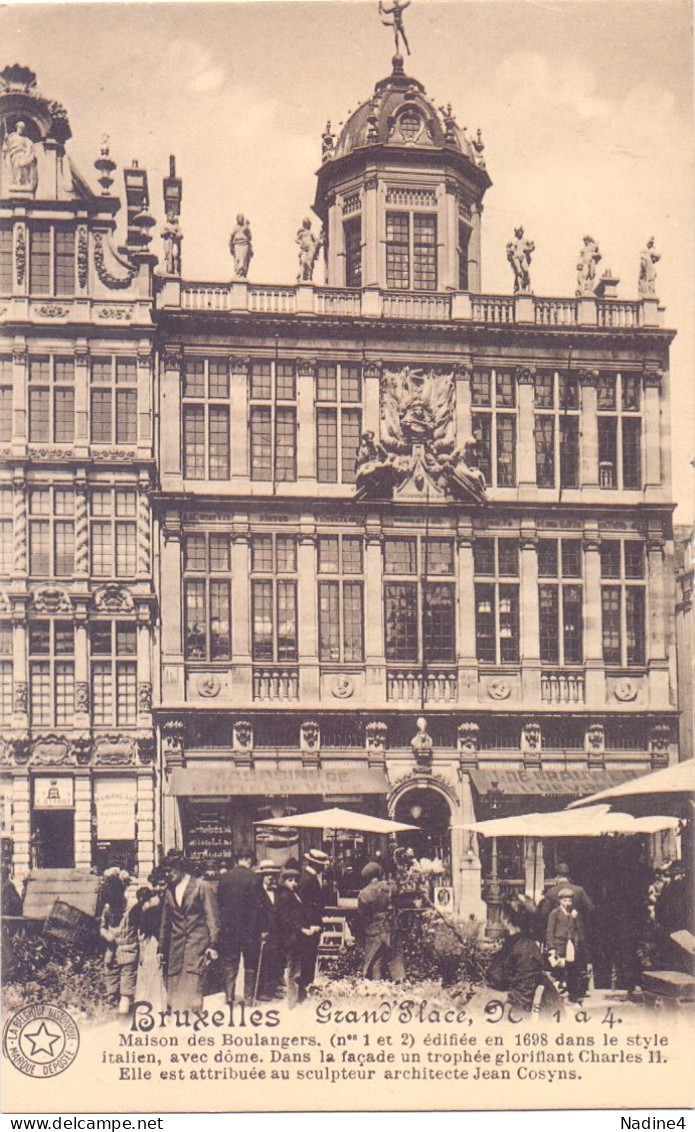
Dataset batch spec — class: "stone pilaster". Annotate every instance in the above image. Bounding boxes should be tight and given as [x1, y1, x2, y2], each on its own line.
[73, 346, 89, 453]
[136, 774, 155, 876]
[12, 474, 26, 577]
[647, 532, 670, 706]
[73, 605, 90, 730]
[516, 366, 537, 495]
[364, 521, 386, 703]
[583, 524, 605, 706]
[230, 530, 252, 704]
[11, 599, 27, 730]
[297, 359, 316, 482]
[456, 771, 486, 920]
[137, 475, 151, 580]
[456, 523, 477, 702]
[137, 347, 153, 453]
[74, 774, 92, 871]
[11, 344, 27, 453]
[362, 171, 379, 288]
[74, 475, 89, 576]
[297, 529, 319, 701]
[454, 363, 472, 453]
[160, 347, 182, 478]
[160, 516, 184, 703]
[137, 605, 153, 724]
[519, 527, 541, 703]
[579, 368, 600, 488]
[642, 368, 663, 495]
[12, 775, 31, 877]
[363, 360, 382, 440]
[230, 357, 250, 480]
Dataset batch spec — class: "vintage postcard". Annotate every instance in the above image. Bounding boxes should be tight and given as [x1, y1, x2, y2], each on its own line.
[0, 0, 694, 1115]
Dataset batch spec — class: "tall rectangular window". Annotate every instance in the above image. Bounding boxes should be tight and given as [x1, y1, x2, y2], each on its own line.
[182, 532, 232, 660]
[0, 621, 12, 726]
[90, 621, 137, 726]
[0, 488, 12, 578]
[533, 371, 580, 489]
[344, 218, 362, 288]
[474, 537, 520, 663]
[538, 537, 584, 665]
[29, 226, 51, 294]
[54, 230, 75, 295]
[413, 214, 437, 290]
[386, 211, 438, 290]
[28, 487, 74, 577]
[0, 356, 11, 443]
[90, 356, 137, 445]
[386, 212, 410, 289]
[29, 620, 74, 727]
[472, 369, 518, 487]
[383, 536, 455, 663]
[250, 534, 298, 661]
[0, 227, 12, 293]
[182, 358, 231, 480]
[597, 372, 642, 490]
[601, 540, 646, 666]
[318, 534, 364, 662]
[249, 361, 297, 482]
[28, 356, 75, 444]
[28, 226, 75, 296]
[316, 363, 362, 484]
[90, 488, 137, 578]
[458, 222, 470, 290]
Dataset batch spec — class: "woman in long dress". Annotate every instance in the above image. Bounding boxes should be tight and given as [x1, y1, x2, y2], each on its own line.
[134, 873, 167, 1009]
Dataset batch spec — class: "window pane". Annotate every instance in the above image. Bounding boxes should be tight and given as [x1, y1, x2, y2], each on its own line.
[0, 386, 11, 443]
[626, 587, 645, 665]
[91, 358, 111, 384]
[473, 538, 495, 576]
[318, 536, 339, 573]
[115, 390, 137, 443]
[425, 538, 454, 575]
[251, 535, 272, 572]
[563, 584, 583, 664]
[534, 373, 554, 408]
[54, 622, 74, 655]
[29, 622, 50, 655]
[277, 580, 297, 660]
[601, 586, 621, 664]
[276, 536, 296, 573]
[30, 661, 51, 724]
[600, 542, 621, 579]
[210, 581, 231, 659]
[183, 405, 205, 479]
[252, 580, 274, 661]
[560, 416, 579, 488]
[317, 365, 337, 402]
[318, 580, 340, 661]
[496, 371, 516, 408]
[343, 581, 364, 662]
[458, 222, 470, 290]
[92, 661, 112, 725]
[250, 405, 272, 480]
[424, 582, 455, 662]
[91, 389, 112, 443]
[116, 624, 137, 655]
[28, 387, 50, 442]
[116, 358, 137, 385]
[275, 407, 296, 481]
[91, 488, 111, 516]
[344, 219, 362, 287]
[0, 519, 12, 576]
[185, 580, 207, 659]
[29, 227, 50, 294]
[250, 362, 272, 400]
[0, 229, 12, 292]
[597, 374, 616, 410]
[624, 541, 645, 579]
[496, 416, 516, 486]
[538, 540, 559, 578]
[317, 409, 338, 482]
[342, 536, 363, 574]
[183, 360, 205, 398]
[116, 663, 137, 725]
[115, 490, 135, 517]
[561, 540, 582, 578]
[384, 538, 416, 574]
[499, 584, 520, 662]
[413, 214, 437, 290]
[208, 405, 230, 479]
[472, 414, 491, 483]
[386, 211, 410, 289]
[115, 522, 136, 576]
[0, 661, 12, 725]
[472, 371, 491, 406]
[91, 522, 111, 576]
[539, 584, 559, 664]
[276, 363, 296, 401]
[209, 534, 230, 572]
[385, 582, 418, 662]
[475, 583, 496, 662]
[622, 374, 641, 411]
[54, 230, 75, 295]
[54, 387, 74, 443]
[622, 418, 641, 489]
[598, 417, 617, 488]
[341, 366, 362, 403]
[498, 540, 519, 577]
[29, 521, 50, 575]
[54, 521, 74, 576]
[341, 409, 361, 484]
[55, 661, 74, 726]
[90, 623, 112, 655]
[209, 361, 229, 398]
[559, 373, 579, 410]
[534, 415, 554, 487]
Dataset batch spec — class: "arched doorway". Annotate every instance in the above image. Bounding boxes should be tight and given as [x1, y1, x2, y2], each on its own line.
[392, 785, 453, 884]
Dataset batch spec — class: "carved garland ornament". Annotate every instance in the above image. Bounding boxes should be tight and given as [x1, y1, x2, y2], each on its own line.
[15, 228, 26, 285]
[93, 231, 137, 289]
[77, 228, 88, 289]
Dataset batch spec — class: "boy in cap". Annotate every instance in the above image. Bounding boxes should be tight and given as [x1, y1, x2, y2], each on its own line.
[546, 887, 582, 1001]
[358, 862, 405, 981]
[297, 848, 329, 993]
[275, 861, 315, 1007]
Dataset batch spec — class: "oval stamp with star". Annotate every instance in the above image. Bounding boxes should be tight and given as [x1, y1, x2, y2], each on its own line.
[2, 1003, 79, 1077]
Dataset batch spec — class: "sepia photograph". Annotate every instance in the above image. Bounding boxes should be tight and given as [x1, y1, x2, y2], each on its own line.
[0, 0, 693, 1116]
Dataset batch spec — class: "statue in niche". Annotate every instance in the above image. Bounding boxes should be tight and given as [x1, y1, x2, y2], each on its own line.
[506, 226, 535, 294]
[295, 217, 323, 282]
[576, 235, 601, 297]
[3, 120, 37, 191]
[638, 236, 660, 298]
[162, 205, 182, 276]
[229, 214, 253, 278]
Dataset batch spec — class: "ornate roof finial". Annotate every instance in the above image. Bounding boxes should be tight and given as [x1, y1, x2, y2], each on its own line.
[94, 133, 116, 195]
[378, 0, 411, 57]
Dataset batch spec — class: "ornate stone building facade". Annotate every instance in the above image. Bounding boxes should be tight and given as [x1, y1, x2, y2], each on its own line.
[0, 54, 680, 918]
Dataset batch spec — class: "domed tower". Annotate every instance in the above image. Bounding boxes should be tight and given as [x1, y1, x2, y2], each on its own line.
[314, 53, 491, 293]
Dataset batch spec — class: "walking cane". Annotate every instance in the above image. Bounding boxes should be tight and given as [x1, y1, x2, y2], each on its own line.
[253, 936, 267, 1006]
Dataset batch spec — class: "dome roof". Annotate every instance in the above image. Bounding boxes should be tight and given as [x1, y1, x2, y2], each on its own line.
[328, 54, 485, 170]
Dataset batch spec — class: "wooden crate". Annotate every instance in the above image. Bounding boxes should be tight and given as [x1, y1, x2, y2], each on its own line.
[44, 900, 97, 947]
[22, 869, 102, 921]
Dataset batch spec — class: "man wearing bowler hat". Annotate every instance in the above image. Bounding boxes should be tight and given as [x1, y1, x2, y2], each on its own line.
[297, 848, 329, 993]
[159, 849, 220, 1011]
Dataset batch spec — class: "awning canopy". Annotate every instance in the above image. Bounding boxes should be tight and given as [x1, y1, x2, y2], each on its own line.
[456, 805, 680, 838]
[567, 759, 695, 809]
[168, 763, 389, 799]
[256, 807, 417, 834]
[469, 767, 643, 798]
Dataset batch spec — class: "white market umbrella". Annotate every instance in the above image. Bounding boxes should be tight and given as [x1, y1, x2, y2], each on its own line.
[255, 806, 418, 834]
[567, 759, 695, 809]
[455, 805, 680, 838]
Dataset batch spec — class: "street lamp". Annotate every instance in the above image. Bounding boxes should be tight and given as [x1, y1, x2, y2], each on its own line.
[485, 779, 504, 940]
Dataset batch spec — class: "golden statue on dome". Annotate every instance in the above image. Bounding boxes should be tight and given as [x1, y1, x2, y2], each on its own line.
[378, 0, 411, 56]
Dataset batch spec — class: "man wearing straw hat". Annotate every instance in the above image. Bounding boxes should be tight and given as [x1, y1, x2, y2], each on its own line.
[297, 848, 329, 994]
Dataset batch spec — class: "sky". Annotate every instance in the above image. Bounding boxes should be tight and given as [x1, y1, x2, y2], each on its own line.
[4, 0, 694, 521]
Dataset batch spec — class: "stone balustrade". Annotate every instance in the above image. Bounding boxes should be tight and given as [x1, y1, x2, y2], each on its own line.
[252, 667, 300, 701]
[386, 668, 458, 703]
[164, 281, 662, 329]
[541, 670, 586, 704]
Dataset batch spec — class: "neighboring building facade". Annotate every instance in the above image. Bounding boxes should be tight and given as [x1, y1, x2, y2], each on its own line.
[0, 53, 681, 918]
[675, 524, 694, 764]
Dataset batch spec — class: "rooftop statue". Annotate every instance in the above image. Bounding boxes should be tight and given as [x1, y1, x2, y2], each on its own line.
[638, 236, 660, 298]
[576, 235, 601, 297]
[3, 119, 37, 192]
[296, 217, 323, 282]
[229, 214, 253, 279]
[506, 226, 534, 294]
[162, 207, 183, 277]
[378, 0, 411, 56]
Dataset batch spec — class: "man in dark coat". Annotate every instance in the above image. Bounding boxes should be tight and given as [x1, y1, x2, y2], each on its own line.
[297, 848, 329, 993]
[275, 861, 314, 1007]
[159, 851, 220, 1011]
[255, 860, 283, 1000]
[217, 848, 262, 1004]
[357, 862, 405, 980]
